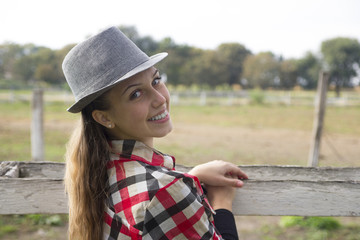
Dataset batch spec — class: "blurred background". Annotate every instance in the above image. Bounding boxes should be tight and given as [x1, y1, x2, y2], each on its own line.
[1, 0, 359, 239]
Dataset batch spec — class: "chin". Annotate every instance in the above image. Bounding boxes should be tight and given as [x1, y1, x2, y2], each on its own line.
[156, 124, 173, 138]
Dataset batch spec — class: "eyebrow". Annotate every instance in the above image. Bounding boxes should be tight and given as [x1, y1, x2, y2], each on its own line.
[121, 69, 160, 96]
[122, 83, 142, 96]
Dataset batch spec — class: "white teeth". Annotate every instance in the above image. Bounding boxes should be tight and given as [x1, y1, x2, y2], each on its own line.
[149, 112, 167, 121]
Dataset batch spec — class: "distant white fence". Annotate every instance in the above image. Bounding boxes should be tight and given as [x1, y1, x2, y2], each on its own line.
[1, 90, 360, 106]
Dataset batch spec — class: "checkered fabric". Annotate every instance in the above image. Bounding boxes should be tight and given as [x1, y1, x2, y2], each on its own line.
[103, 140, 222, 240]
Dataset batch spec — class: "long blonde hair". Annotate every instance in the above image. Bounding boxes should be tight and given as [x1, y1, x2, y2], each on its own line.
[64, 95, 111, 240]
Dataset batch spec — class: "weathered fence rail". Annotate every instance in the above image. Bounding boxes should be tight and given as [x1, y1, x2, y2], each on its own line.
[1, 161, 359, 216]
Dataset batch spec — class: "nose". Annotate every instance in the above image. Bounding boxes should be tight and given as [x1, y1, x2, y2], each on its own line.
[151, 89, 167, 108]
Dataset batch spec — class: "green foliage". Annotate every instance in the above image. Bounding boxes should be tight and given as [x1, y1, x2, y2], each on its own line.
[249, 89, 265, 104]
[296, 52, 322, 89]
[321, 37, 360, 96]
[0, 225, 18, 236]
[23, 214, 64, 226]
[118, 25, 160, 55]
[45, 215, 63, 226]
[215, 43, 251, 85]
[2, 26, 360, 91]
[0, 42, 69, 87]
[0, 78, 30, 89]
[279, 59, 298, 89]
[280, 216, 341, 231]
[0, 214, 67, 238]
[215, 84, 232, 91]
[243, 52, 280, 89]
[26, 214, 45, 225]
[306, 230, 330, 240]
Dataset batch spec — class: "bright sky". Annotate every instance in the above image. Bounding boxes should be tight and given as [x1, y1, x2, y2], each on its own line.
[1, 0, 360, 59]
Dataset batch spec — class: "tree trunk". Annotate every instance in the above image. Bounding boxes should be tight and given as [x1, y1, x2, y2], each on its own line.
[335, 82, 341, 97]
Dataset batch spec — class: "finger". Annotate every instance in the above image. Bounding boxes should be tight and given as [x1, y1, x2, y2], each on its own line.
[226, 165, 248, 180]
[222, 176, 244, 188]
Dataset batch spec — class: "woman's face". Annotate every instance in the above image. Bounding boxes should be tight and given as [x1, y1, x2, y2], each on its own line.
[97, 67, 172, 147]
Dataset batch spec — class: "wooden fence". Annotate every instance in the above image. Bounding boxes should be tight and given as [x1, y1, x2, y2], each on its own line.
[1, 161, 359, 217]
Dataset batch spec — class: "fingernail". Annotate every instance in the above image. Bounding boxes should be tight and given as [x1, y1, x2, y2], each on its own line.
[236, 180, 243, 187]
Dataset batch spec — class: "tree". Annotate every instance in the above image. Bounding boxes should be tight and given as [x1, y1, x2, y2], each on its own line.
[0, 43, 24, 80]
[55, 44, 76, 85]
[215, 43, 251, 86]
[31, 48, 58, 84]
[243, 52, 280, 89]
[156, 39, 198, 86]
[321, 37, 360, 96]
[118, 25, 140, 41]
[15, 46, 69, 85]
[12, 44, 46, 82]
[187, 49, 228, 87]
[279, 59, 298, 89]
[13, 54, 37, 81]
[296, 52, 322, 89]
[34, 64, 58, 83]
[118, 25, 159, 55]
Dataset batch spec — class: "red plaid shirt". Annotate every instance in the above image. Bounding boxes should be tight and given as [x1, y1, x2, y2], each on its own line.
[103, 140, 223, 239]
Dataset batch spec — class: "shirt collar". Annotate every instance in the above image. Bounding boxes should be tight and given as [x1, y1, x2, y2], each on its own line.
[109, 139, 175, 170]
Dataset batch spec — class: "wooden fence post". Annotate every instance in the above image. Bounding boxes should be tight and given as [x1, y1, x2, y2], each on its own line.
[31, 88, 44, 161]
[308, 72, 329, 167]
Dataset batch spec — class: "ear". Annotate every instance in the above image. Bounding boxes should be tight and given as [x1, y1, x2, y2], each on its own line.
[92, 110, 114, 128]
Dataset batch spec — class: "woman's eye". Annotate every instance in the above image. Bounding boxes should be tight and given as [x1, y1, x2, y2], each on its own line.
[152, 77, 162, 86]
[130, 90, 141, 100]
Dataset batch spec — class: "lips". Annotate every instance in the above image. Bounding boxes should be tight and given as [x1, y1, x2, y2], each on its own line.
[148, 111, 168, 121]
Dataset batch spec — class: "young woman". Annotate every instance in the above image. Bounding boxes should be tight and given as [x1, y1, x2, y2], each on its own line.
[63, 26, 248, 240]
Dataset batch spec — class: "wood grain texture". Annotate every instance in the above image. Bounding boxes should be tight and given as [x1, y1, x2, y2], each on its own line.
[1, 162, 359, 216]
[234, 180, 360, 216]
[0, 178, 67, 214]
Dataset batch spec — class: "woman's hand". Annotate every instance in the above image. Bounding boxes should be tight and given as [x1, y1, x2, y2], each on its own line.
[188, 160, 248, 187]
[205, 174, 238, 211]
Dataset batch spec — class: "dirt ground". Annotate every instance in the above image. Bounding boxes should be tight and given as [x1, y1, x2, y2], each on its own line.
[156, 122, 360, 167]
[6, 117, 359, 166]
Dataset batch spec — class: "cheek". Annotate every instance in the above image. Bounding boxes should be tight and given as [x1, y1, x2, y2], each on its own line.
[120, 105, 149, 123]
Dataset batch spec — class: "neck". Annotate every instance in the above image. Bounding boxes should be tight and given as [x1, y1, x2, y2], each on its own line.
[105, 128, 154, 148]
[107, 135, 154, 149]
[142, 138, 153, 148]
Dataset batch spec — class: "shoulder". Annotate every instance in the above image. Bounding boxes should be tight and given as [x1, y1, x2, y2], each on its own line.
[107, 159, 188, 197]
[109, 159, 180, 179]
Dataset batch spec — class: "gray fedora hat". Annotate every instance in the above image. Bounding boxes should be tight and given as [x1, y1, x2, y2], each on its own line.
[62, 26, 167, 113]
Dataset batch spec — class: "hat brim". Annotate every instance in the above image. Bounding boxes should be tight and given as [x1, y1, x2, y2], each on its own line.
[67, 52, 168, 113]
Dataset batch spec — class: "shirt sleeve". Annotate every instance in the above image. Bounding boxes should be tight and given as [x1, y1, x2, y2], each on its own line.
[141, 176, 223, 240]
[213, 209, 239, 240]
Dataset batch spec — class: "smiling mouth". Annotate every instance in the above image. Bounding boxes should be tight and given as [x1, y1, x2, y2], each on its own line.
[148, 111, 168, 121]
